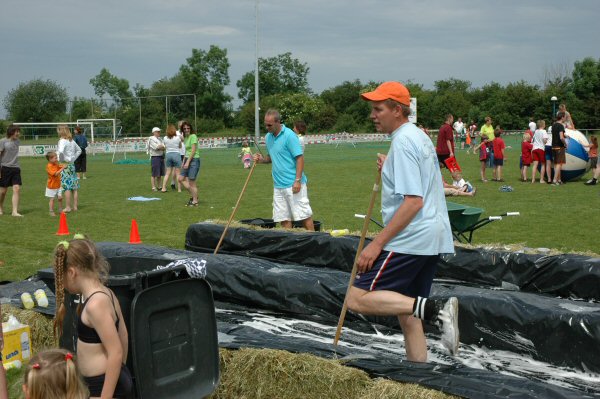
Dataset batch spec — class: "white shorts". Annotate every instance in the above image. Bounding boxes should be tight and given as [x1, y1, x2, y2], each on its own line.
[45, 188, 62, 198]
[272, 184, 313, 222]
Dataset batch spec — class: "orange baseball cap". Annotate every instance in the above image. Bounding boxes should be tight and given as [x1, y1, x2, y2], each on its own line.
[360, 81, 410, 106]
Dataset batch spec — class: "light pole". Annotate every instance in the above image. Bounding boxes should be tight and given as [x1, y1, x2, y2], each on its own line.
[551, 96, 558, 119]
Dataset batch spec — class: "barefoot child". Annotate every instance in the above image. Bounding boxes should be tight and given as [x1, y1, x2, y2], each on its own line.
[521, 132, 533, 181]
[22, 348, 89, 399]
[45, 151, 65, 216]
[54, 238, 133, 398]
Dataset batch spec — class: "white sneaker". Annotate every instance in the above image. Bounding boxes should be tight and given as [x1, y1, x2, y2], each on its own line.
[437, 297, 460, 356]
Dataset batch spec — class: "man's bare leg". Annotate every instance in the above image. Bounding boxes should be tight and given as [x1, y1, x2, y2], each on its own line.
[399, 315, 427, 362]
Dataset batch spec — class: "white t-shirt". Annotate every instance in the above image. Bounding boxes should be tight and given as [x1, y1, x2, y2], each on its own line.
[532, 129, 548, 151]
[163, 135, 182, 153]
[529, 121, 537, 133]
[176, 131, 186, 155]
[453, 121, 464, 134]
[57, 139, 82, 163]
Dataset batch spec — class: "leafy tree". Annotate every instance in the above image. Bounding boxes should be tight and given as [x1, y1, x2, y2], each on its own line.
[237, 52, 310, 103]
[89, 68, 132, 101]
[179, 45, 232, 122]
[3, 78, 68, 122]
[237, 93, 325, 132]
[570, 57, 600, 128]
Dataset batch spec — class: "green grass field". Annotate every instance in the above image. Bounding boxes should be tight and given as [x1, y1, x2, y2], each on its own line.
[1, 140, 598, 281]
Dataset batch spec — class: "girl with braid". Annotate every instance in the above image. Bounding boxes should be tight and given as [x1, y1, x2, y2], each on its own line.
[54, 238, 133, 398]
[22, 348, 88, 399]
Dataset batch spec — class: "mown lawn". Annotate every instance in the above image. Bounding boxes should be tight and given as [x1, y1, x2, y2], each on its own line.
[1, 139, 598, 281]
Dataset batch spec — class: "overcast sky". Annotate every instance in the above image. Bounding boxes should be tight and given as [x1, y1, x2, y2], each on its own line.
[1, 0, 599, 118]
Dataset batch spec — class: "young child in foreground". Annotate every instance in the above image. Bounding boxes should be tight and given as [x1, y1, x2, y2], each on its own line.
[22, 348, 88, 399]
[54, 237, 133, 398]
[450, 170, 474, 193]
[45, 151, 65, 216]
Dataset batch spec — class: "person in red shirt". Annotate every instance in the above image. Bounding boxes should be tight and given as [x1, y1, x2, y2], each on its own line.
[45, 151, 65, 216]
[492, 127, 506, 181]
[521, 132, 533, 182]
[436, 114, 454, 168]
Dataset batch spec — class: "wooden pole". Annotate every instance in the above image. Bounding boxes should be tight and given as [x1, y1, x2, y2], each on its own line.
[214, 161, 258, 254]
[333, 171, 381, 346]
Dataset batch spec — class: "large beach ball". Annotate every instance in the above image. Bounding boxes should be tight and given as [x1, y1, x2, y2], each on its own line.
[561, 129, 590, 181]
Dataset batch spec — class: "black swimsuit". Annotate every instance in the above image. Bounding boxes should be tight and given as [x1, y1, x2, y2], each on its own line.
[77, 291, 120, 344]
[77, 291, 133, 398]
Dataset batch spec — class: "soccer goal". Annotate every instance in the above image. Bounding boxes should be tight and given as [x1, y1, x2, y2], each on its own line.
[15, 121, 94, 141]
[76, 118, 118, 142]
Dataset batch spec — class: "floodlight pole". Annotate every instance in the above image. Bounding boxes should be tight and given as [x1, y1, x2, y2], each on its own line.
[254, 0, 260, 142]
[551, 96, 558, 119]
[139, 98, 142, 137]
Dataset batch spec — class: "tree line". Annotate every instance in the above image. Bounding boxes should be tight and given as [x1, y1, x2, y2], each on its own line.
[3, 46, 599, 135]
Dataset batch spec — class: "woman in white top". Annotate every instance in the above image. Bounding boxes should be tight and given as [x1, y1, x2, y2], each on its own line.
[57, 125, 82, 212]
[531, 120, 548, 183]
[161, 124, 183, 192]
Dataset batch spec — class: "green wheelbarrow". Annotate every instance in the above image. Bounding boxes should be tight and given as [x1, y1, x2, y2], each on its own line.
[446, 201, 519, 243]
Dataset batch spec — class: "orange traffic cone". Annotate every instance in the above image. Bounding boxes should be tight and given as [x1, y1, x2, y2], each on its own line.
[56, 212, 70, 236]
[129, 219, 142, 244]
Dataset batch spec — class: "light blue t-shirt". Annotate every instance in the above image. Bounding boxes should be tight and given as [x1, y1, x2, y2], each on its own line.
[265, 124, 306, 189]
[381, 122, 454, 255]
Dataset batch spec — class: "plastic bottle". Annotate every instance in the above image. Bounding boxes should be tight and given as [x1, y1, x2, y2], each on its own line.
[34, 289, 49, 308]
[3, 360, 22, 370]
[21, 331, 31, 360]
[330, 229, 350, 237]
[20, 292, 34, 309]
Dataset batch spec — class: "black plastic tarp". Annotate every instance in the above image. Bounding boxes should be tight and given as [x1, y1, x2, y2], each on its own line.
[3, 242, 598, 398]
[98, 243, 600, 374]
[185, 222, 600, 301]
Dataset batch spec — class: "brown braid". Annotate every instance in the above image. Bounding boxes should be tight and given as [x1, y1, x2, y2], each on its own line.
[53, 244, 68, 338]
[53, 238, 110, 338]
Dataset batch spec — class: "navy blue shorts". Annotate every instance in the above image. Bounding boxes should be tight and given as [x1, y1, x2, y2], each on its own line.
[493, 158, 504, 166]
[0, 166, 22, 187]
[353, 251, 439, 298]
[151, 156, 165, 177]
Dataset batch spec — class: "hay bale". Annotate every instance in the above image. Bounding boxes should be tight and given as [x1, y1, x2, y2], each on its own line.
[211, 348, 372, 399]
[211, 348, 457, 399]
[1, 304, 57, 353]
[360, 378, 461, 399]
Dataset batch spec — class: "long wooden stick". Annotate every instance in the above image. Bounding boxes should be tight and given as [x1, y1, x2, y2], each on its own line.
[333, 171, 381, 346]
[214, 161, 258, 254]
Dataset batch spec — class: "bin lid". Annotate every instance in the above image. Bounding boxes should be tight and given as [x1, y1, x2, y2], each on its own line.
[131, 279, 219, 399]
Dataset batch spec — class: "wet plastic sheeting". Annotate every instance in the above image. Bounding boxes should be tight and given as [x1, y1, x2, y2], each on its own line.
[95, 244, 600, 374]
[185, 222, 600, 301]
[12, 242, 598, 398]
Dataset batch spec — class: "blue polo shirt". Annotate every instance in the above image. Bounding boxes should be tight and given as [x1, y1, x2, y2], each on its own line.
[265, 124, 306, 188]
[381, 122, 454, 255]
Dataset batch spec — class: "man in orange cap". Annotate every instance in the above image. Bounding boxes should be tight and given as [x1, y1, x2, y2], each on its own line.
[346, 81, 459, 360]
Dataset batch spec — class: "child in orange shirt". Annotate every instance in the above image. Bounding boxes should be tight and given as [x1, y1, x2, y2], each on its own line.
[45, 151, 65, 216]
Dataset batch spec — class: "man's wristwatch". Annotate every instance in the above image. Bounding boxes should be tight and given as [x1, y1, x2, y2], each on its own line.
[295, 178, 301, 183]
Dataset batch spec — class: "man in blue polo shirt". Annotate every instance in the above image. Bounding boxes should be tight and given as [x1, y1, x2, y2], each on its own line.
[254, 109, 315, 231]
[345, 81, 459, 360]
